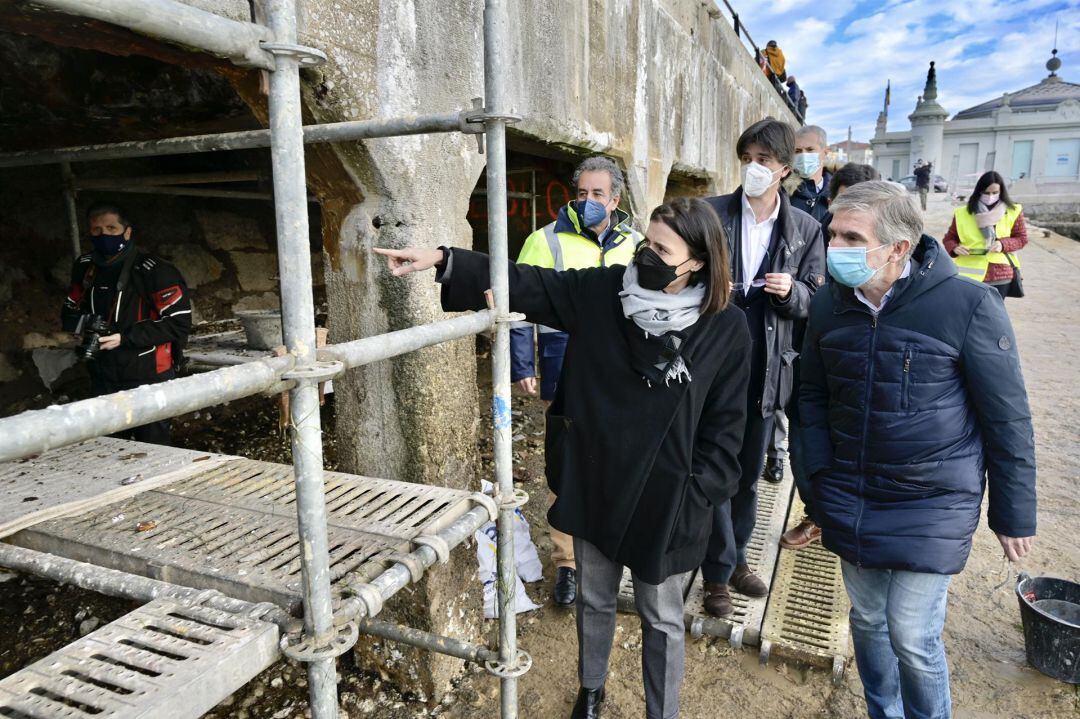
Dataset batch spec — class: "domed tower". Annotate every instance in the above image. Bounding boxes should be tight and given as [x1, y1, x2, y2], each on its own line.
[907, 61, 949, 171]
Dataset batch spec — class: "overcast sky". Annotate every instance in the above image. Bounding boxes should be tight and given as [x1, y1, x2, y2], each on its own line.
[722, 0, 1080, 145]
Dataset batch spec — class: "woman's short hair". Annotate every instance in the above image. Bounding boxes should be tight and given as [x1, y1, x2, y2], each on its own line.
[649, 198, 731, 314]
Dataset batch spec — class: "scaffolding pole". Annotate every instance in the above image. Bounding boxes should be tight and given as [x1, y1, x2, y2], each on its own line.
[0, 112, 472, 168]
[60, 161, 81, 258]
[483, 1, 524, 717]
[0, 544, 296, 631]
[262, 1, 338, 716]
[0, 354, 294, 464]
[28, 0, 275, 70]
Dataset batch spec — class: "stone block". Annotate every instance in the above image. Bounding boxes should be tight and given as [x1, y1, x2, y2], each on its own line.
[158, 243, 225, 289]
[232, 292, 280, 313]
[194, 209, 269, 252]
[230, 252, 280, 293]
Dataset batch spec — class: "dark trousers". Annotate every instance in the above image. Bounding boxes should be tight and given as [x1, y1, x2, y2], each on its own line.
[92, 374, 173, 446]
[701, 406, 774, 584]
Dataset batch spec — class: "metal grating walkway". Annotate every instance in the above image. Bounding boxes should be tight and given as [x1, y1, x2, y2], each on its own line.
[0, 599, 279, 719]
[618, 471, 793, 648]
[0, 438, 226, 538]
[679, 472, 794, 646]
[759, 494, 851, 682]
[4, 454, 488, 611]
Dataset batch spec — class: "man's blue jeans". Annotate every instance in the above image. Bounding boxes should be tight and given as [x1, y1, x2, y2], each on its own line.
[840, 561, 953, 719]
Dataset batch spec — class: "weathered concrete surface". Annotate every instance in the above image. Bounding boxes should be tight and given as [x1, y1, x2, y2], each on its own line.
[285, 0, 797, 703]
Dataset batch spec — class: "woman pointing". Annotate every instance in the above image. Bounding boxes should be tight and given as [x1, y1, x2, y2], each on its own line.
[376, 197, 749, 719]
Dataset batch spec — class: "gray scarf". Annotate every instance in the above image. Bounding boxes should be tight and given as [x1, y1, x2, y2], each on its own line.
[975, 200, 1006, 247]
[619, 263, 705, 385]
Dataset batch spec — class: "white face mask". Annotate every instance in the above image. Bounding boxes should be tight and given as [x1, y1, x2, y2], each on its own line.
[742, 162, 782, 198]
[980, 193, 1000, 207]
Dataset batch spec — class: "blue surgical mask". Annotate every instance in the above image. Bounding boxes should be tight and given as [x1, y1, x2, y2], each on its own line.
[91, 232, 129, 258]
[793, 152, 821, 178]
[826, 245, 889, 288]
[574, 199, 609, 229]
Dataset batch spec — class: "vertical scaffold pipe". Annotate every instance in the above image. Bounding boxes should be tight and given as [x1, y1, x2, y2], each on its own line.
[264, 2, 338, 717]
[484, 1, 520, 718]
[61, 162, 81, 258]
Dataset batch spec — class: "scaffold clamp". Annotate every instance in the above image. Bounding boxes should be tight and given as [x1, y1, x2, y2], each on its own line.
[414, 535, 451, 564]
[495, 487, 529, 511]
[339, 582, 385, 619]
[280, 621, 359, 663]
[484, 649, 532, 679]
[386, 551, 426, 584]
[260, 42, 328, 67]
[469, 491, 500, 522]
[282, 360, 343, 385]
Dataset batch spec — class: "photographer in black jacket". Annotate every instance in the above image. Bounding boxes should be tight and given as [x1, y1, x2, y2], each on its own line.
[61, 201, 192, 445]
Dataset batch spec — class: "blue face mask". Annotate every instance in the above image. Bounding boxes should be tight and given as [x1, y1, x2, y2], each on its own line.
[575, 199, 610, 229]
[826, 245, 889, 288]
[91, 232, 129, 258]
[793, 152, 821, 178]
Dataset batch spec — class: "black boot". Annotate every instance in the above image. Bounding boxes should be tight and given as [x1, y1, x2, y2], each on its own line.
[570, 685, 605, 719]
[553, 566, 577, 607]
[763, 456, 785, 484]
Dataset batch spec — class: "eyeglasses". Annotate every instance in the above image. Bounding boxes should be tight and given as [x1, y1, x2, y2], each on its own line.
[731, 278, 767, 292]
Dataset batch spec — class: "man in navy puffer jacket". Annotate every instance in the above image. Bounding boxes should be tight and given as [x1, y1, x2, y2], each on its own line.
[800, 181, 1036, 719]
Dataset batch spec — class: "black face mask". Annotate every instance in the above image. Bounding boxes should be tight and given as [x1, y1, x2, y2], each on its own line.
[634, 244, 693, 292]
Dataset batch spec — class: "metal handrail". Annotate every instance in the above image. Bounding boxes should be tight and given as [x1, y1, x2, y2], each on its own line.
[716, 0, 804, 122]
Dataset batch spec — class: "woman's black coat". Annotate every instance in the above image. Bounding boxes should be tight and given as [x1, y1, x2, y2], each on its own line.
[439, 249, 751, 584]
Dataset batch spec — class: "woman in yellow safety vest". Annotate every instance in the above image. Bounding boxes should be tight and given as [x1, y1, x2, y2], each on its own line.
[942, 171, 1028, 300]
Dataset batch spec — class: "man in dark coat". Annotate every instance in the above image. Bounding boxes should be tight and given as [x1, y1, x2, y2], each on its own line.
[800, 181, 1036, 719]
[764, 125, 832, 494]
[913, 159, 933, 211]
[701, 118, 826, 617]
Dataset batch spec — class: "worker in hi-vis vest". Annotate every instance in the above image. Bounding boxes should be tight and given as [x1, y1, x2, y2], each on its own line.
[510, 156, 641, 607]
[942, 171, 1028, 300]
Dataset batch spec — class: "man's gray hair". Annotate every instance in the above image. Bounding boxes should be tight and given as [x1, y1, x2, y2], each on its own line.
[829, 181, 923, 259]
[572, 156, 625, 199]
[796, 124, 827, 148]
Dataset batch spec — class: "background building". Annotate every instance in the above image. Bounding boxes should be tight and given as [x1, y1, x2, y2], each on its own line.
[872, 52, 1080, 237]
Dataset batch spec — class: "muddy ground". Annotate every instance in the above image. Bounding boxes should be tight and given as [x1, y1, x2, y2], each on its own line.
[1, 192, 1077, 717]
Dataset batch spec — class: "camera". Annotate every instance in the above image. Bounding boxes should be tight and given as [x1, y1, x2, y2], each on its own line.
[74, 314, 111, 361]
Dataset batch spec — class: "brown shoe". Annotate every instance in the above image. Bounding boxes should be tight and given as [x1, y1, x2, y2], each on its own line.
[780, 517, 821, 550]
[730, 564, 768, 597]
[703, 581, 733, 617]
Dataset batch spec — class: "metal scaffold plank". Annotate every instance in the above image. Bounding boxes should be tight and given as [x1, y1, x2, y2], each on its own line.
[0, 599, 279, 719]
[3, 449, 483, 612]
[0, 438, 232, 539]
[759, 494, 852, 681]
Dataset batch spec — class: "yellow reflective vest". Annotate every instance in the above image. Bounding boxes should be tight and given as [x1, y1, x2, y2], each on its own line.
[952, 204, 1022, 283]
[517, 205, 640, 273]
